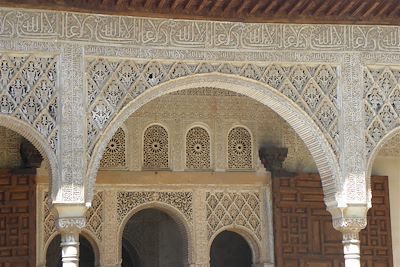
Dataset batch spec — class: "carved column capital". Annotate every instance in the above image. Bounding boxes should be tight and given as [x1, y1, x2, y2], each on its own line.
[328, 205, 368, 233]
[56, 217, 86, 233]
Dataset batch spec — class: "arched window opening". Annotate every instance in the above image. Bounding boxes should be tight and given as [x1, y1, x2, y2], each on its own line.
[186, 126, 211, 169]
[46, 235, 96, 267]
[122, 209, 185, 267]
[143, 125, 169, 169]
[227, 127, 252, 169]
[210, 231, 252, 267]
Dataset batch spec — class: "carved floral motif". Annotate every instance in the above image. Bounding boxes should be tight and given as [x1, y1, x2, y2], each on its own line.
[364, 66, 400, 156]
[87, 59, 339, 155]
[0, 54, 58, 152]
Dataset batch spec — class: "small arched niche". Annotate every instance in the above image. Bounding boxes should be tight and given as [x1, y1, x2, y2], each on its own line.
[210, 230, 253, 267]
[121, 208, 186, 267]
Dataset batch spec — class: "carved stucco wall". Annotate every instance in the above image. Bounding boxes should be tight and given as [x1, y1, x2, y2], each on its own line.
[110, 90, 317, 173]
[37, 183, 272, 266]
[0, 126, 21, 168]
[1, 6, 400, 206]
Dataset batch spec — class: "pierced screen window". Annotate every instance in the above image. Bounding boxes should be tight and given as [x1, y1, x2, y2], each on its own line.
[143, 125, 169, 169]
[227, 127, 252, 169]
[186, 127, 211, 169]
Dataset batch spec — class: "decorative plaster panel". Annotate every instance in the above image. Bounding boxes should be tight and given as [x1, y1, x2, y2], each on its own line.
[364, 66, 400, 157]
[87, 59, 338, 156]
[117, 191, 193, 223]
[206, 191, 262, 240]
[0, 54, 58, 153]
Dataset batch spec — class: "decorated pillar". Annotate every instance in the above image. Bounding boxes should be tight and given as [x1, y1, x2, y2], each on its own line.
[56, 217, 86, 267]
[330, 207, 367, 267]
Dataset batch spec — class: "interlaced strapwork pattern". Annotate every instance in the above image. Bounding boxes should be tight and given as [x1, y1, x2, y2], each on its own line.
[186, 127, 211, 169]
[85, 192, 104, 240]
[227, 127, 252, 169]
[143, 125, 169, 169]
[86, 59, 338, 155]
[0, 54, 58, 153]
[206, 191, 261, 240]
[43, 193, 56, 243]
[100, 127, 126, 169]
[117, 191, 193, 222]
[43, 192, 103, 243]
[364, 66, 400, 156]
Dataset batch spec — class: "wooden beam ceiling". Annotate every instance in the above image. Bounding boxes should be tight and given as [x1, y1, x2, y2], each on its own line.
[0, 0, 400, 25]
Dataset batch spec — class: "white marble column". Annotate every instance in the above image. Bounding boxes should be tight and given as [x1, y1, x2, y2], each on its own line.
[342, 231, 361, 267]
[56, 217, 86, 267]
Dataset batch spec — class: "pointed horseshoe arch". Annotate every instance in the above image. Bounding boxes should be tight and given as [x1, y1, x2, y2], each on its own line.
[86, 74, 340, 205]
[0, 115, 59, 198]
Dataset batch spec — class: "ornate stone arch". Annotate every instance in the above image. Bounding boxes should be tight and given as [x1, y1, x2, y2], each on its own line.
[118, 202, 194, 266]
[226, 125, 254, 170]
[184, 123, 212, 170]
[208, 226, 261, 265]
[86, 74, 340, 207]
[0, 115, 58, 198]
[142, 123, 170, 170]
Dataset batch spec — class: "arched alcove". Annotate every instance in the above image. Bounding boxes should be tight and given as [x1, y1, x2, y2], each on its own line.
[210, 230, 253, 267]
[87, 74, 340, 208]
[121, 208, 186, 267]
[0, 126, 41, 266]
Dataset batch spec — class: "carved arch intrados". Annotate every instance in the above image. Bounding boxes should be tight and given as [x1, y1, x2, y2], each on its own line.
[87, 74, 340, 206]
[209, 227, 261, 265]
[118, 203, 193, 266]
[0, 115, 58, 199]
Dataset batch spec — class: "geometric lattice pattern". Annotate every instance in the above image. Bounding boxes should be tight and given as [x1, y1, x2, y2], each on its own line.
[185, 127, 211, 169]
[206, 191, 261, 240]
[0, 54, 58, 152]
[143, 125, 169, 169]
[227, 127, 252, 169]
[100, 127, 126, 169]
[85, 192, 103, 241]
[86, 59, 338, 154]
[364, 66, 400, 156]
[117, 191, 193, 222]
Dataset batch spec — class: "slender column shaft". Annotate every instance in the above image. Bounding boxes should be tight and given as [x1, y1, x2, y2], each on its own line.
[342, 231, 361, 267]
[56, 217, 86, 267]
[60, 231, 80, 267]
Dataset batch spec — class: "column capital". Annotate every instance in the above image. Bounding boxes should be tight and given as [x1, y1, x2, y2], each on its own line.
[56, 217, 86, 232]
[328, 205, 368, 233]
